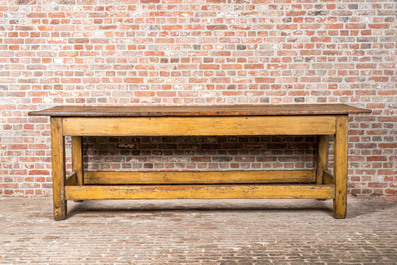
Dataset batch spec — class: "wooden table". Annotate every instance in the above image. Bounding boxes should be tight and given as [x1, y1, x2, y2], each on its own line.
[29, 104, 371, 220]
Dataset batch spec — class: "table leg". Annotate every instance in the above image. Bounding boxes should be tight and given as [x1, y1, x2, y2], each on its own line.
[72, 136, 84, 186]
[50, 117, 67, 221]
[72, 136, 84, 202]
[316, 135, 329, 185]
[333, 116, 348, 219]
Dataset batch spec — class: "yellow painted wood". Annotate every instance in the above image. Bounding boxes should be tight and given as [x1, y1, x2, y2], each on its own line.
[50, 117, 67, 221]
[62, 116, 337, 136]
[65, 184, 335, 200]
[323, 171, 334, 185]
[84, 170, 316, 185]
[43, 108, 357, 219]
[333, 115, 349, 219]
[66, 173, 77, 186]
[72, 136, 84, 186]
[316, 135, 329, 185]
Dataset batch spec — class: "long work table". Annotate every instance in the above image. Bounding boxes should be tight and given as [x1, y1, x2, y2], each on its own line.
[29, 104, 371, 220]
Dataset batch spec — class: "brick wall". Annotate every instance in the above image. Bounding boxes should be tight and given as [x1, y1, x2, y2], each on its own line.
[0, 0, 396, 197]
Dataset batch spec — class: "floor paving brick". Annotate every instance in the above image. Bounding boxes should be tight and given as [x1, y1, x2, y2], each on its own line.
[0, 196, 396, 264]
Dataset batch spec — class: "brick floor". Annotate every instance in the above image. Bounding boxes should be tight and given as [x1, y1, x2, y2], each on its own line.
[0, 196, 396, 264]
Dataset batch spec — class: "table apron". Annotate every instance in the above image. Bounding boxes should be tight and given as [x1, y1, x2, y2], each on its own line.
[62, 115, 338, 136]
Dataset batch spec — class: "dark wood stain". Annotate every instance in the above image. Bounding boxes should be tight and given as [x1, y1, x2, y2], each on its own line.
[28, 104, 371, 117]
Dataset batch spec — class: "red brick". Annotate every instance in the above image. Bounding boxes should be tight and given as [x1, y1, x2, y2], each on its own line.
[199, 64, 220, 70]
[207, 25, 228, 30]
[244, 64, 264, 69]
[124, 78, 144, 83]
[221, 64, 243, 70]
[311, 37, 332, 42]
[28, 170, 50, 176]
[367, 156, 388, 162]
[144, 51, 165, 56]
[162, 25, 183, 30]
[369, 76, 388, 82]
[141, 0, 160, 3]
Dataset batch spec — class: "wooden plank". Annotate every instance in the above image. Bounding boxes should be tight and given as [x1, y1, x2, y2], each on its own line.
[62, 116, 337, 136]
[28, 104, 372, 117]
[84, 170, 316, 185]
[50, 117, 67, 221]
[333, 115, 349, 219]
[323, 171, 333, 185]
[66, 173, 77, 186]
[65, 184, 335, 200]
[72, 136, 83, 186]
[316, 135, 329, 185]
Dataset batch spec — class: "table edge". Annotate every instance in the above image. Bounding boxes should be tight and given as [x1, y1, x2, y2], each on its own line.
[28, 104, 372, 117]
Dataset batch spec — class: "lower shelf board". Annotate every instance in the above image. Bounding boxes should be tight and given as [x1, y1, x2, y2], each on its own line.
[83, 170, 316, 185]
[65, 184, 335, 200]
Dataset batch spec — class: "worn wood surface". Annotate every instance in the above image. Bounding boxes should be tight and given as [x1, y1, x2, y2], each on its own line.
[62, 116, 337, 136]
[50, 117, 67, 221]
[323, 171, 334, 185]
[28, 104, 371, 117]
[333, 115, 349, 219]
[316, 135, 329, 185]
[84, 170, 316, 185]
[34, 105, 363, 219]
[72, 136, 83, 186]
[66, 173, 77, 186]
[65, 184, 336, 200]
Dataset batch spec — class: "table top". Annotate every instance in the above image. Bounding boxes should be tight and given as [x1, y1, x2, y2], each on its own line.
[28, 104, 371, 117]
